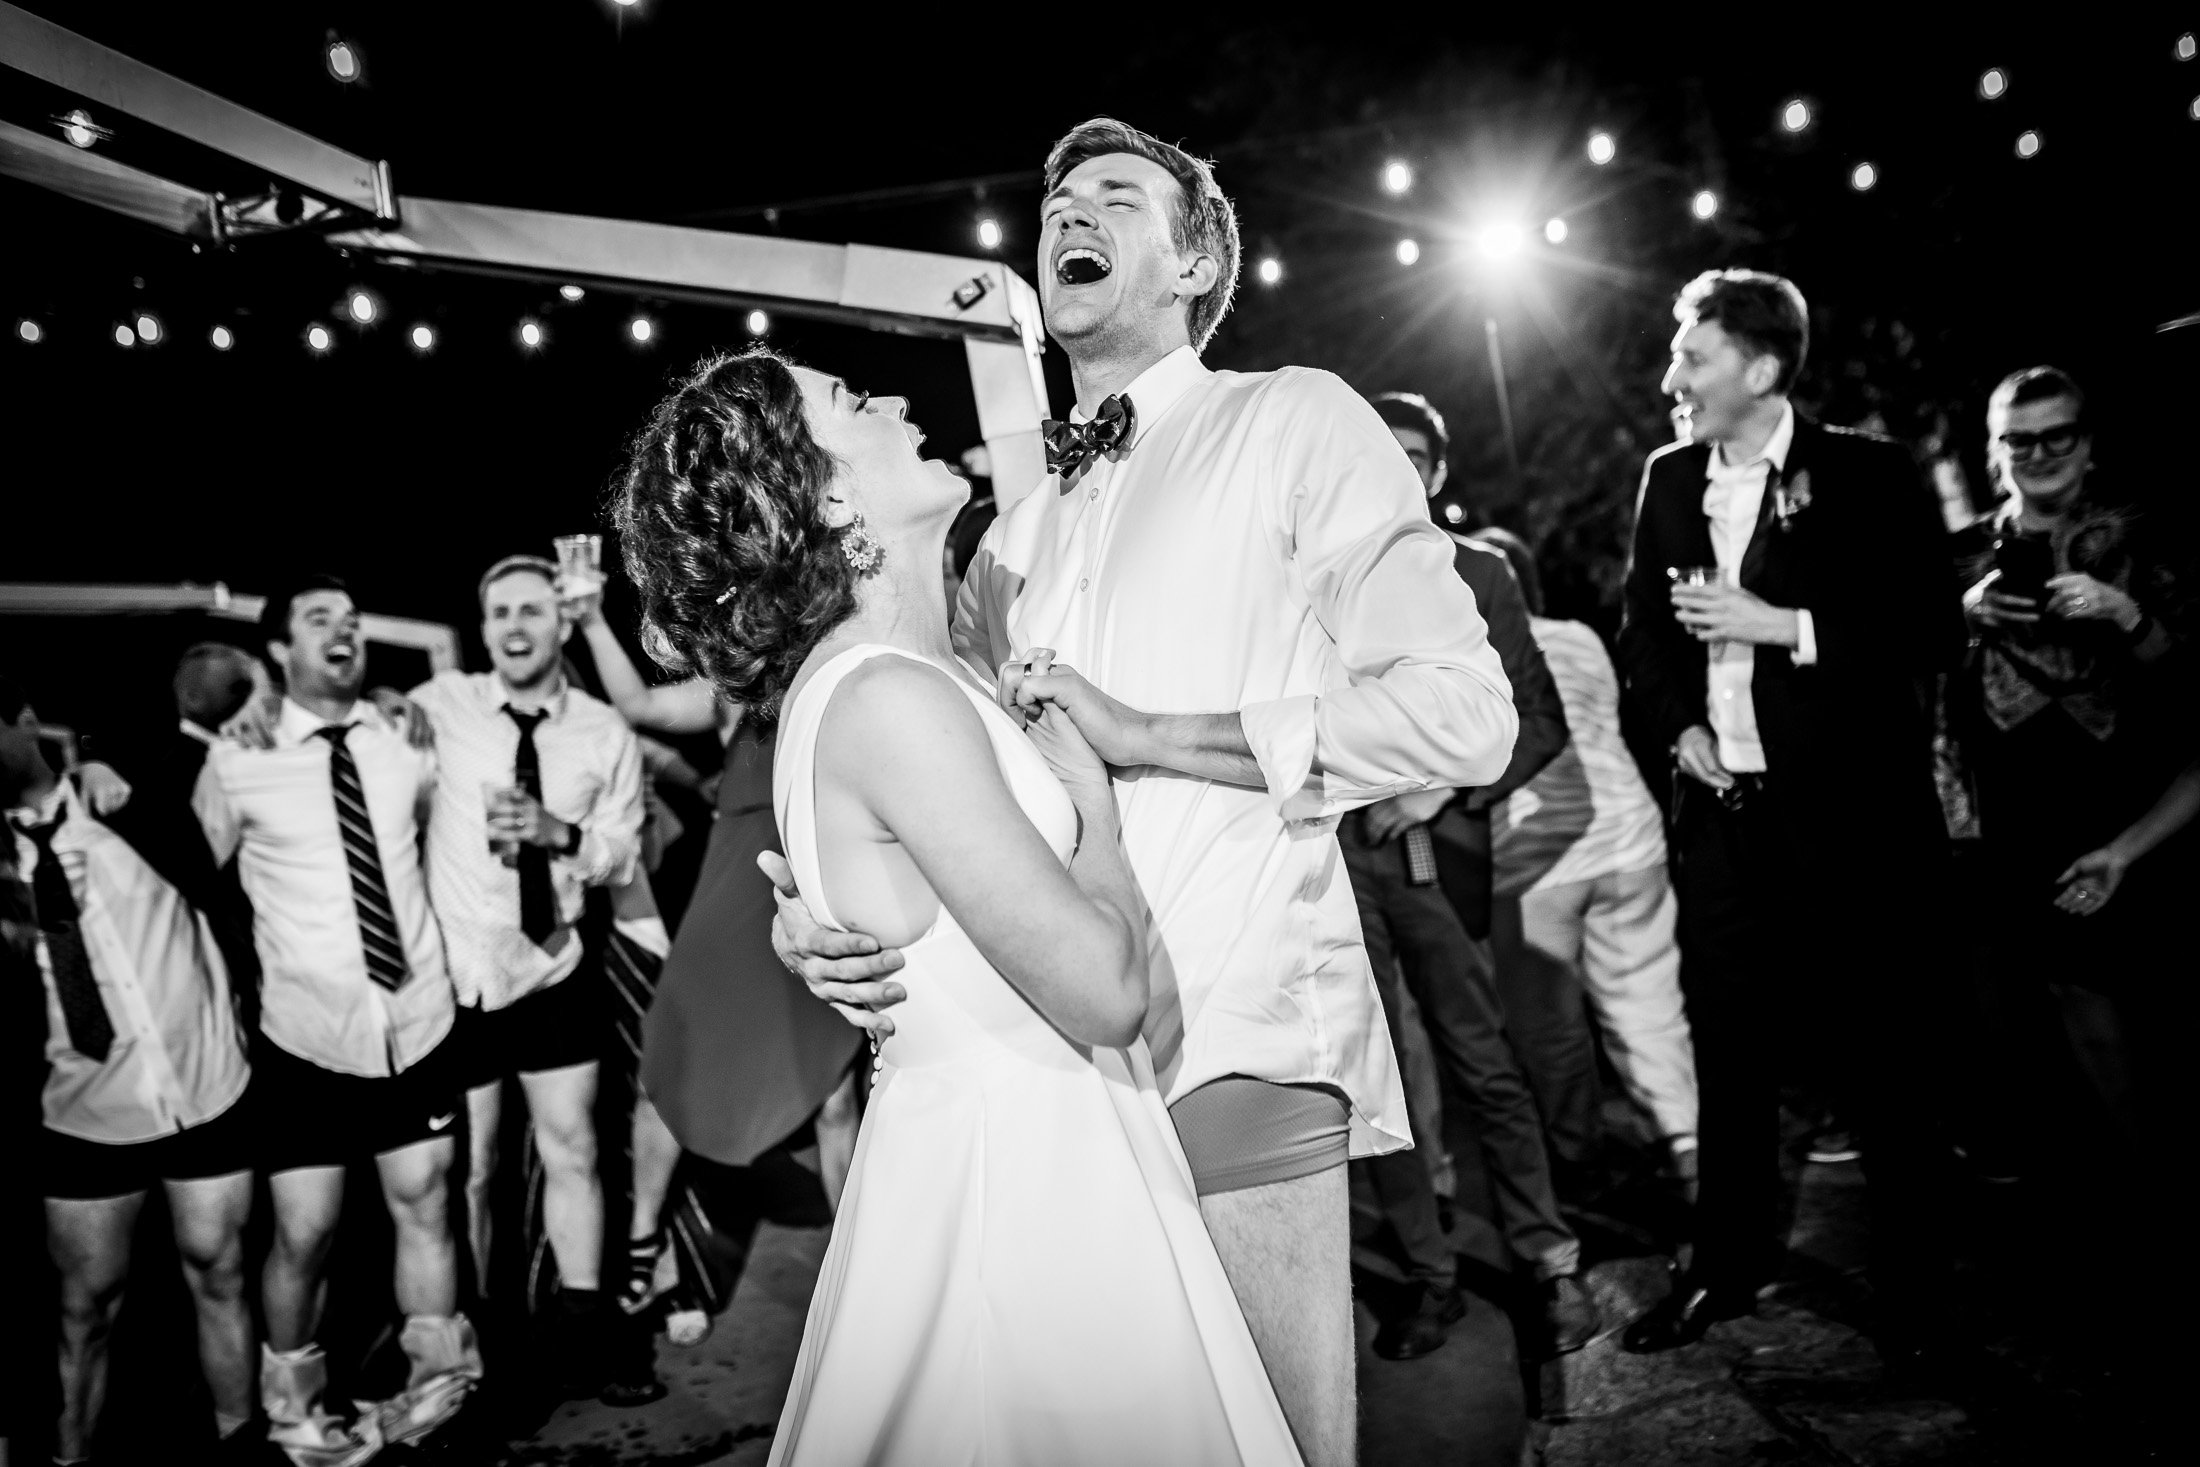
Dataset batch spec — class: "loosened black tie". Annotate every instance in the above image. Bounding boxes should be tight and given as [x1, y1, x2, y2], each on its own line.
[13, 817, 114, 1060]
[505, 708, 558, 944]
[1042, 393, 1136, 480]
[313, 726, 410, 991]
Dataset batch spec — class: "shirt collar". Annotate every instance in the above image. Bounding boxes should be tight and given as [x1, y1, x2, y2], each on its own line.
[275, 695, 370, 748]
[489, 672, 568, 722]
[1071, 344, 1211, 450]
[1709, 399, 1796, 478]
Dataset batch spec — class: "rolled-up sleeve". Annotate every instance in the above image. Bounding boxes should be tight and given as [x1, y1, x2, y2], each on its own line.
[1243, 374, 1518, 823]
[567, 723, 645, 888]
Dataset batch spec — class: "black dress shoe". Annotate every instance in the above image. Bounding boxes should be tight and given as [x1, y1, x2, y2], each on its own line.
[1621, 1280, 1756, 1354]
[1372, 1283, 1469, 1361]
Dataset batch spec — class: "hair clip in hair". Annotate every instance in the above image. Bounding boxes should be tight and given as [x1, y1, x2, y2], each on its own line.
[714, 587, 735, 605]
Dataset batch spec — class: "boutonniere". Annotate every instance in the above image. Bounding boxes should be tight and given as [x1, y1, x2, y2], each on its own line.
[1772, 468, 1813, 532]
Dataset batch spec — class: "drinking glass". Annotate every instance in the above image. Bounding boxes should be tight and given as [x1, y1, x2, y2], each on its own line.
[554, 533, 604, 600]
[483, 781, 522, 868]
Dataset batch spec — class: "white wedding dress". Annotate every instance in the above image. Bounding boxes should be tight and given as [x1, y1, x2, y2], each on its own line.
[766, 644, 1303, 1467]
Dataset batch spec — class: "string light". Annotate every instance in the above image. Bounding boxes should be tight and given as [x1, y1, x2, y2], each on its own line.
[558, 284, 585, 302]
[2188, 95, 2199, 121]
[306, 325, 332, 353]
[1256, 258, 1283, 285]
[347, 290, 377, 324]
[629, 315, 654, 342]
[1691, 189, 1720, 221]
[747, 310, 770, 334]
[209, 325, 233, 351]
[409, 323, 436, 352]
[1780, 99, 1812, 133]
[518, 319, 544, 349]
[1979, 68, 2008, 100]
[1381, 160, 1413, 195]
[1395, 238, 1420, 265]
[133, 313, 161, 344]
[2176, 33, 2195, 61]
[976, 218, 1002, 250]
[61, 108, 96, 149]
[1850, 162, 1879, 191]
[1544, 217, 1569, 244]
[1586, 131, 1616, 166]
[324, 37, 362, 84]
[2015, 130, 2042, 159]
[16, 319, 43, 344]
[112, 323, 134, 348]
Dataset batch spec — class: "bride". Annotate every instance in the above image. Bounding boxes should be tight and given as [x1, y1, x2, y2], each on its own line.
[611, 348, 1302, 1466]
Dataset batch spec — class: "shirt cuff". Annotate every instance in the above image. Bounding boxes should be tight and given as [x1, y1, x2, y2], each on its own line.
[1793, 609, 1818, 666]
[1240, 694, 1324, 823]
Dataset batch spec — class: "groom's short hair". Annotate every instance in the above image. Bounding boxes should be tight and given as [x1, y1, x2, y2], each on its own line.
[1674, 269, 1810, 396]
[1044, 118, 1240, 352]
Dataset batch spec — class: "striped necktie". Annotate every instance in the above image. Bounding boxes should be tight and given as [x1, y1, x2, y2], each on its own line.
[313, 725, 409, 991]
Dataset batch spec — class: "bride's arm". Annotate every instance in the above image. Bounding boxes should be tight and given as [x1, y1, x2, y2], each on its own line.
[821, 657, 1148, 1050]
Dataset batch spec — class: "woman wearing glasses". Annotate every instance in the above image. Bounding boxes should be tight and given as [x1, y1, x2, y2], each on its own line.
[1956, 365, 2188, 1181]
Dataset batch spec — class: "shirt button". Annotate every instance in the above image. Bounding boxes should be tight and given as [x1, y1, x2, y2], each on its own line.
[1079, 578, 1090, 591]
[1089, 487, 1100, 500]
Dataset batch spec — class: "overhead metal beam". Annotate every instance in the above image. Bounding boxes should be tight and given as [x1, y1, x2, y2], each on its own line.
[0, 114, 214, 237]
[0, 582, 459, 671]
[0, 1, 394, 219]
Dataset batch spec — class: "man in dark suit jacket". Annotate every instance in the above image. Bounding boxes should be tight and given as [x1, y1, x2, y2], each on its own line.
[1351, 393, 1588, 1362]
[1614, 271, 1964, 1365]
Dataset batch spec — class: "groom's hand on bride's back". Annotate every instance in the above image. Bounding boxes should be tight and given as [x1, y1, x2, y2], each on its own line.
[757, 850, 908, 1037]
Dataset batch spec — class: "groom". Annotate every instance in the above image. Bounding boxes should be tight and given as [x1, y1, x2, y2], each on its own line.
[770, 117, 1519, 1465]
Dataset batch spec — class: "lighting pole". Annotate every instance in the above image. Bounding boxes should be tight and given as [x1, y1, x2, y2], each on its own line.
[1482, 314, 1522, 491]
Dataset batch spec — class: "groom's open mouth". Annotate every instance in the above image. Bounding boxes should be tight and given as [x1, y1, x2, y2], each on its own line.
[1054, 246, 1113, 287]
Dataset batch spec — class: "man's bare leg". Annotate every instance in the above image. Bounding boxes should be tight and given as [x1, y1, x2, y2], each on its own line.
[166, 1171, 256, 1436]
[264, 1167, 345, 1351]
[518, 1061, 602, 1288]
[378, 1136, 460, 1317]
[1199, 1164, 1355, 1467]
[46, 1192, 144, 1461]
[462, 1081, 502, 1291]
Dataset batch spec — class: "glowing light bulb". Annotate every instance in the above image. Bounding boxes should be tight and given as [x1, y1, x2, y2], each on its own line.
[1256, 258, 1282, 285]
[1781, 99, 1812, 133]
[1691, 189, 1720, 221]
[630, 316, 654, 342]
[977, 218, 1002, 250]
[16, 319, 43, 344]
[559, 284, 585, 302]
[519, 320, 544, 348]
[307, 325, 332, 353]
[1544, 217, 1569, 244]
[210, 325, 233, 351]
[2015, 130, 2042, 159]
[1475, 221, 1527, 262]
[1586, 131, 1616, 166]
[410, 324, 435, 351]
[348, 291, 376, 324]
[1850, 161, 1878, 191]
[1396, 239, 1420, 265]
[1979, 68, 2008, 100]
[1381, 160, 1413, 195]
[747, 310, 770, 334]
[2176, 33, 2195, 62]
[134, 313, 161, 344]
[325, 39, 361, 84]
[113, 323, 134, 348]
[61, 109, 96, 149]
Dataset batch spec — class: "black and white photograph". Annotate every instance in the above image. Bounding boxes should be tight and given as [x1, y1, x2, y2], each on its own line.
[2, 4, 2193, 1464]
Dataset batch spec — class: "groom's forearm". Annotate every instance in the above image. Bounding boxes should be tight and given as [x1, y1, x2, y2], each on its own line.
[1129, 711, 1265, 788]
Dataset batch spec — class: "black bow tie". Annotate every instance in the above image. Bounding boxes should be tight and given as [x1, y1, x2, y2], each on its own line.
[1042, 394, 1136, 480]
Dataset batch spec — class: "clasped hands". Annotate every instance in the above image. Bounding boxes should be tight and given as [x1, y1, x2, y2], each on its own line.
[1670, 581, 1799, 649]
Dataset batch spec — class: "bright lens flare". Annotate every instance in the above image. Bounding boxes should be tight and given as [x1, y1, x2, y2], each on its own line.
[62, 108, 96, 149]
[1475, 221, 1527, 262]
[1691, 189, 1720, 221]
[976, 218, 1002, 250]
[1979, 68, 2008, 100]
[1395, 238, 1420, 265]
[1586, 131, 1616, 166]
[1381, 160, 1413, 195]
[1544, 217, 1569, 244]
[1256, 258, 1283, 285]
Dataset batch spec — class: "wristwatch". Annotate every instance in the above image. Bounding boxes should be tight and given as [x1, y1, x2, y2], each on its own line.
[555, 820, 583, 857]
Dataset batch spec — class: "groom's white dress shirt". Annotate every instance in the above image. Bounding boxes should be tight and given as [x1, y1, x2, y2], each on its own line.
[1699, 401, 1818, 773]
[955, 345, 1518, 1156]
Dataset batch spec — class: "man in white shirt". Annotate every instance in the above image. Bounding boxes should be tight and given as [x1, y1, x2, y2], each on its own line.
[4, 673, 257, 1464]
[1614, 271, 1963, 1369]
[408, 555, 645, 1380]
[774, 118, 1518, 1466]
[195, 577, 482, 1458]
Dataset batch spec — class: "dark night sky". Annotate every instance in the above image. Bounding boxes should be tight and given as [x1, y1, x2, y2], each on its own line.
[4, 3, 2196, 752]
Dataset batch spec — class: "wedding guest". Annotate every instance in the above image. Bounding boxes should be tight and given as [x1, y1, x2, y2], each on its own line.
[194, 577, 481, 1458]
[1351, 391, 1593, 1362]
[4, 674, 257, 1464]
[1474, 527, 1697, 1189]
[406, 556, 645, 1387]
[1956, 366, 2189, 1170]
[1615, 271, 1965, 1372]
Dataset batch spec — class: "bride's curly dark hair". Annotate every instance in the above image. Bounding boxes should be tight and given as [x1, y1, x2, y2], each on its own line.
[611, 347, 860, 715]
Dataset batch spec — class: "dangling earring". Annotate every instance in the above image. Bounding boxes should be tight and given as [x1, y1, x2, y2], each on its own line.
[840, 513, 884, 576]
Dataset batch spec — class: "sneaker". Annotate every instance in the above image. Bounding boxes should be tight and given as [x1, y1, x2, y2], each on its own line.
[1807, 1129, 1861, 1165]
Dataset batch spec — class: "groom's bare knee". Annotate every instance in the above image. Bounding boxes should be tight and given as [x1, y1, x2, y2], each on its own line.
[1199, 1166, 1356, 1467]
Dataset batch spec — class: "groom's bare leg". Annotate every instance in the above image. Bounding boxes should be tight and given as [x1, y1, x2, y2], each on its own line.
[1200, 1167, 1355, 1467]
